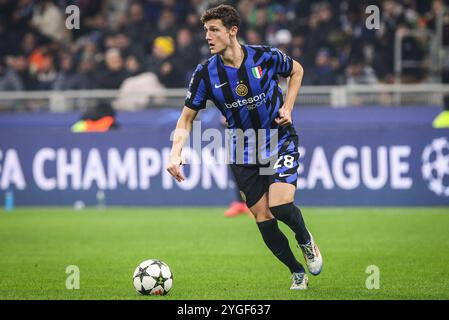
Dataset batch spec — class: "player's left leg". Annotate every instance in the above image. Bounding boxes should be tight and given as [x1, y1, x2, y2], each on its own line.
[268, 183, 323, 276]
[249, 194, 308, 290]
[230, 164, 307, 289]
[268, 183, 309, 243]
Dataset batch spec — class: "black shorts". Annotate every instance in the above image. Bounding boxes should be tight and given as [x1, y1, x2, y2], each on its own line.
[229, 134, 300, 208]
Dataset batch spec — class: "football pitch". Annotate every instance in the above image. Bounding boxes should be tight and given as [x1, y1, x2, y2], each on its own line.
[0, 207, 448, 300]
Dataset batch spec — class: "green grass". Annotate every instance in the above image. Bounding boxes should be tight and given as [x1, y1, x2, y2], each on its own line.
[0, 207, 448, 300]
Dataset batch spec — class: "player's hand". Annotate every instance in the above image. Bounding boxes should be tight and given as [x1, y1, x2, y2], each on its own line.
[275, 106, 292, 127]
[221, 116, 228, 128]
[166, 155, 184, 182]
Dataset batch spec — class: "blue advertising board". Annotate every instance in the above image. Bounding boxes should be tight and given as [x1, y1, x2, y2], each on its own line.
[0, 106, 448, 206]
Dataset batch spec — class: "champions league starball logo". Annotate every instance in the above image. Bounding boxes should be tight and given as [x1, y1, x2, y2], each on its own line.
[421, 137, 449, 197]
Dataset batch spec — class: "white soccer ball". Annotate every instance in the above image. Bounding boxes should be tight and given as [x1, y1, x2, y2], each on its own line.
[132, 259, 173, 295]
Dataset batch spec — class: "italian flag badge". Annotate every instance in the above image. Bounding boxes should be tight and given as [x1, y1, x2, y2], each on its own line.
[251, 66, 263, 79]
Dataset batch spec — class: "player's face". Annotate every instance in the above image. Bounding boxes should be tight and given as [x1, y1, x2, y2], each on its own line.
[204, 19, 234, 54]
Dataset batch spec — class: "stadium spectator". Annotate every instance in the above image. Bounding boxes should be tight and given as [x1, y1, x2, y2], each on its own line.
[0, 58, 24, 91]
[21, 32, 38, 58]
[270, 4, 291, 31]
[425, 0, 449, 44]
[0, 17, 17, 57]
[371, 0, 407, 83]
[245, 29, 263, 45]
[156, 9, 178, 39]
[94, 48, 129, 89]
[125, 2, 152, 52]
[28, 44, 58, 90]
[104, 31, 146, 67]
[345, 55, 380, 106]
[273, 29, 293, 55]
[173, 27, 199, 85]
[7, 0, 34, 40]
[53, 52, 88, 90]
[104, 0, 129, 30]
[0, 0, 446, 90]
[72, 1, 107, 41]
[30, 0, 66, 43]
[303, 48, 338, 85]
[125, 54, 143, 77]
[34, 58, 57, 90]
[147, 36, 183, 88]
[4, 55, 34, 90]
[396, 22, 426, 83]
[249, 4, 270, 41]
[345, 56, 378, 85]
[290, 30, 307, 64]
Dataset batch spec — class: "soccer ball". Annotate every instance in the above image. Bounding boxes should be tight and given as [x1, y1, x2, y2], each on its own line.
[132, 259, 173, 295]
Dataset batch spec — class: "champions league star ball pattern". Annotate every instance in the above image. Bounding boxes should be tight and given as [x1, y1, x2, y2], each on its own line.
[421, 137, 449, 197]
[133, 260, 173, 295]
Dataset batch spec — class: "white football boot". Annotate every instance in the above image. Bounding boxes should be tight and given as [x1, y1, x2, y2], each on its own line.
[299, 231, 323, 276]
[290, 272, 308, 290]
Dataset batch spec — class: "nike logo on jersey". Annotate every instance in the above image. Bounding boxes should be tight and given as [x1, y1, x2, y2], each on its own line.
[278, 173, 292, 177]
[214, 82, 228, 88]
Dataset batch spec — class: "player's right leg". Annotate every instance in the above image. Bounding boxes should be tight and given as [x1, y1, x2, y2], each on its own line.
[224, 168, 250, 217]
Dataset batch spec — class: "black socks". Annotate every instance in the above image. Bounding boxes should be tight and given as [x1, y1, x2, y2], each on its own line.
[257, 218, 304, 273]
[269, 203, 311, 245]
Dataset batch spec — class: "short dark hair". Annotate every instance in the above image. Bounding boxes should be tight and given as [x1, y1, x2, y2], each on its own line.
[200, 4, 241, 29]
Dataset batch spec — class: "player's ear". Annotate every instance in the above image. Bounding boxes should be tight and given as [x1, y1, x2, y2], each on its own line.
[229, 25, 238, 37]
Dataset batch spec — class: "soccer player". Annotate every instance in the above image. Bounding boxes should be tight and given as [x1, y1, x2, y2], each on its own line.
[166, 4, 322, 290]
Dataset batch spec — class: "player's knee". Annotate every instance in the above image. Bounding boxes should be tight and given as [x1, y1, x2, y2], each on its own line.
[250, 207, 274, 222]
[268, 189, 295, 208]
[269, 202, 295, 222]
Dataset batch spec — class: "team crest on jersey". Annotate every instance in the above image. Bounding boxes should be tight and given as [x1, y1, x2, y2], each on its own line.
[236, 83, 248, 96]
[251, 66, 263, 79]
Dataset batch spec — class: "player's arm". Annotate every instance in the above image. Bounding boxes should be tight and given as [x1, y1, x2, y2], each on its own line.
[166, 106, 199, 182]
[167, 62, 208, 181]
[275, 60, 304, 126]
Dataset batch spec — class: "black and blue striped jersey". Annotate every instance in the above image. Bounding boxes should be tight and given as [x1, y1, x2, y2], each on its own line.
[184, 44, 297, 165]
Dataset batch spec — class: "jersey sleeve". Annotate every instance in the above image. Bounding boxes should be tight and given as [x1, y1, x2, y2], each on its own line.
[270, 47, 293, 78]
[184, 64, 208, 110]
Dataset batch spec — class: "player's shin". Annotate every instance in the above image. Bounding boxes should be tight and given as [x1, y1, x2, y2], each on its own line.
[256, 218, 304, 273]
[269, 203, 311, 245]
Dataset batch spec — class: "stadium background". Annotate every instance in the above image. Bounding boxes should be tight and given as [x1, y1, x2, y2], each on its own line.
[1, 0, 449, 300]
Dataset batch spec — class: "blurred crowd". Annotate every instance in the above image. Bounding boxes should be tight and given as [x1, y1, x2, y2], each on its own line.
[0, 0, 448, 93]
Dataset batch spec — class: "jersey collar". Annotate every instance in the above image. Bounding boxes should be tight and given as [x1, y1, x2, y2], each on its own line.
[218, 44, 248, 70]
